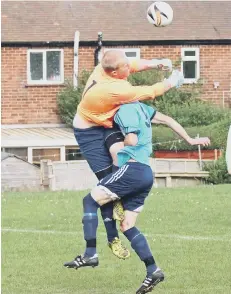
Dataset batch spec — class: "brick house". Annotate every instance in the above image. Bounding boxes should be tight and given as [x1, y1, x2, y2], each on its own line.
[1, 1, 231, 164]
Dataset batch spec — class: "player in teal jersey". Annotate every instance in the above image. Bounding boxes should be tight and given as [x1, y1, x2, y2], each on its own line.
[64, 102, 210, 294]
[114, 102, 155, 168]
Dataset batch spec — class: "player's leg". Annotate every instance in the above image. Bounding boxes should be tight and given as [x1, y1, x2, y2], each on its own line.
[64, 161, 147, 269]
[63, 161, 154, 269]
[73, 127, 129, 259]
[121, 181, 164, 293]
[64, 177, 120, 269]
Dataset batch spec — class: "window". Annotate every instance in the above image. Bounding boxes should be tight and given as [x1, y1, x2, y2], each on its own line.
[181, 48, 200, 84]
[104, 48, 140, 61]
[27, 49, 64, 85]
[4, 147, 28, 160]
[32, 148, 61, 166]
[65, 146, 85, 161]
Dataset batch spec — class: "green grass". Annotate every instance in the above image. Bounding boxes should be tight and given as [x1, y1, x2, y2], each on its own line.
[2, 185, 231, 294]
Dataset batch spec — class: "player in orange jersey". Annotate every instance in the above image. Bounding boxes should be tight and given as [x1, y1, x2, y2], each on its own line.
[72, 50, 183, 259]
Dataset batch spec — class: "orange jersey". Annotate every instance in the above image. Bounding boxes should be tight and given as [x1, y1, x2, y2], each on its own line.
[77, 60, 165, 128]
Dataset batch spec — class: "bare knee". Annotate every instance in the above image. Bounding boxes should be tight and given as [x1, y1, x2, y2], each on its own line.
[120, 220, 133, 232]
[120, 210, 139, 232]
[91, 186, 119, 206]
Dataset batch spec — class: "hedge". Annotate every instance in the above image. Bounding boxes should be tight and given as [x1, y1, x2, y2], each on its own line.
[152, 118, 231, 151]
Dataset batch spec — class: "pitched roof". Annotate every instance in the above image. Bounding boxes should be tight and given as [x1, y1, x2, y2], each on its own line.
[1, 125, 76, 147]
[1, 151, 39, 167]
[2, 1, 231, 43]
[1, 152, 12, 161]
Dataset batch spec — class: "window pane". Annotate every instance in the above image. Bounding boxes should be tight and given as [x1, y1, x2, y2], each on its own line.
[184, 50, 196, 56]
[32, 148, 60, 163]
[65, 147, 85, 161]
[30, 53, 43, 80]
[5, 148, 27, 159]
[46, 51, 61, 81]
[125, 52, 137, 58]
[183, 61, 196, 79]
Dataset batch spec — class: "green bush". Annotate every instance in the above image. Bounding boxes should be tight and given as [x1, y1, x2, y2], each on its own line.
[203, 155, 231, 184]
[128, 69, 164, 86]
[156, 100, 231, 127]
[128, 70, 200, 108]
[128, 71, 230, 126]
[57, 69, 230, 149]
[57, 71, 91, 126]
[57, 69, 206, 126]
[152, 117, 231, 151]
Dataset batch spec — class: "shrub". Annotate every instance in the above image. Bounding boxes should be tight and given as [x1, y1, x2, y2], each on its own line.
[57, 71, 91, 126]
[152, 117, 231, 151]
[128, 69, 164, 86]
[156, 100, 231, 127]
[203, 155, 231, 184]
[128, 70, 200, 108]
[57, 69, 230, 149]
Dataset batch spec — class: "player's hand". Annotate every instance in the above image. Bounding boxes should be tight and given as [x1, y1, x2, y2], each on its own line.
[188, 137, 211, 146]
[151, 58, 172, 71]
[165, 70, 184, 88]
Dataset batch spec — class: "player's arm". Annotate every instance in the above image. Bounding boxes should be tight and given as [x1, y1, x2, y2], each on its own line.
[114, 70, 184, 105]
[124, 133, 138, 146]
[114, 106, 139, 146]
[130, 59, 172, 73]
[151, 112, 211, 146]
[226, 125, 231, 174]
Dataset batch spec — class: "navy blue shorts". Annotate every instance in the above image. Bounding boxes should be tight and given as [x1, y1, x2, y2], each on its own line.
[74, 125, 124, 180]
[97, 162, 154, 212]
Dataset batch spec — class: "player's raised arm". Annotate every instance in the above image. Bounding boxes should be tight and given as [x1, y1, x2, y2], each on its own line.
[130, 58, 172, 73]
[151, 111, 211, 146]
[113, 70, 184, 105]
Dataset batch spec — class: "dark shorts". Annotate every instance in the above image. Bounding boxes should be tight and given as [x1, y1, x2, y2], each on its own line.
[97, 162, 154, 212]
[74, 124, 124, 180]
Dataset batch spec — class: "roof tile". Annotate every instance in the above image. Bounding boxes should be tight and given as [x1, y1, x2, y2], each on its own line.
[2, 1, 231, 42]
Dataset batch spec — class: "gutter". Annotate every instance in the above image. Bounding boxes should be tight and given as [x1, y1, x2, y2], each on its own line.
[2, 39, 231, 47]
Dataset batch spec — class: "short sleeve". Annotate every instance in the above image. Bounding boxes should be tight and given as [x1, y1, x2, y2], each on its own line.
[114, 104, 140, 134]
[139, 103, 156, 120]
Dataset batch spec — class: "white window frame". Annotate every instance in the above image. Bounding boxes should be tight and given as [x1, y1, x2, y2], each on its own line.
[104, 48, 140, 61]
[27, 49, 64, 85]
[181, 48, 200, 84]
[28, 146, 65, 163]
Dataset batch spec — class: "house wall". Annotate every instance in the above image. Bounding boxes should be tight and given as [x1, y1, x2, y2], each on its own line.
[1, 44, 231, 125]
[1, 156, 43, 191]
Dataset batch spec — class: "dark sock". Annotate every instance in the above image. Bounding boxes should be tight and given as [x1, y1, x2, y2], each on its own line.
[123, 227, 157, 276]
[82, 193, 100, 257]
[112, 164, 120, 172]
[100, 202, 119, 242]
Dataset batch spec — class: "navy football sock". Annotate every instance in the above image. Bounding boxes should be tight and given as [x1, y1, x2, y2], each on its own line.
[82, 193, 100, 257]
[123, 227, 157, 276]
[100, 202, 119, 242]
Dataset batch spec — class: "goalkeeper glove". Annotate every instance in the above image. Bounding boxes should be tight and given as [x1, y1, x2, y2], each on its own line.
[165, 70, 184, 88]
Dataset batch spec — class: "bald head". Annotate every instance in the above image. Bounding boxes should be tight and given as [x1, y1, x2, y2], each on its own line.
[101, 50, 128, 73]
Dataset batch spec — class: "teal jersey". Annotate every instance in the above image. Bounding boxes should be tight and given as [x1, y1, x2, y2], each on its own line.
[114, 102, 156, 167]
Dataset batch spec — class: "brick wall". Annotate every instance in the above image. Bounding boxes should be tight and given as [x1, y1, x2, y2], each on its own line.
[140, 45, 231, 106]
[1, 44, 231, 125]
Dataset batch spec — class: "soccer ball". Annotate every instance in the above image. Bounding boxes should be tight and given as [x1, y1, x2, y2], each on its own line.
[147, 2, 173, 27]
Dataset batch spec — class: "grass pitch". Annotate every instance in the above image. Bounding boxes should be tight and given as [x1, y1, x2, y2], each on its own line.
[2, 185, 231, 294]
